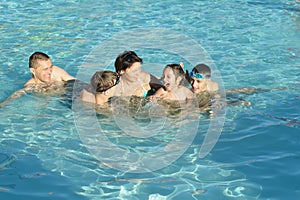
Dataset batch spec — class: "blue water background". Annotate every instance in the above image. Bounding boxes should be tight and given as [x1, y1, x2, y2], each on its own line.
[1, 0, 300, 199]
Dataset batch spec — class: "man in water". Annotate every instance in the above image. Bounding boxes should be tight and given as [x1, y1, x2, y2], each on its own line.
[0, 52, 76, 107]
[25, 51, 75, 87]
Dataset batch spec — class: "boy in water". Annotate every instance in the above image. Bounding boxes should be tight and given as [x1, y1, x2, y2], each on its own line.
[186, 63, 252, 107]
[81, 70, 120, 105]
[186, 64, 219, 93]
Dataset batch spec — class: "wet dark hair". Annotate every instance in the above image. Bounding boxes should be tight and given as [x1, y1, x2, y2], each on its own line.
[114, 51, 143, 74]
[192, 64, 211, 78]
[29, 52, 50, 69]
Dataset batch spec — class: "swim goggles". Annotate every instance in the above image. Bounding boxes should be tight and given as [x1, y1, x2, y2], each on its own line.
[189, 71, 205, 79]
[97, 75, 120, 92]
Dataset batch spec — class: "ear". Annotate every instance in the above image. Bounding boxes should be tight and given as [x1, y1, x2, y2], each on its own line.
[30, 68, 35, 75]
[176, 76, 183, 85]
[103, 90, 109, 96]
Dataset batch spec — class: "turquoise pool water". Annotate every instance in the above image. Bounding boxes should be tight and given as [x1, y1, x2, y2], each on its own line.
[1, 0, 300, 199]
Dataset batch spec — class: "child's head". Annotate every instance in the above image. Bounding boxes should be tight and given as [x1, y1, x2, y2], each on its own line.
[187, 64, 211, 93]
[162, 64, 185, 90]
[191, 64, 211, 79]
[91, 71, 120, 93]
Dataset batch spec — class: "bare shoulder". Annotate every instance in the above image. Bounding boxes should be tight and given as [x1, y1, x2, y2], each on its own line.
[52, 66, 75, 81]
[181, 86, 194, 98]
[208, 81, 219, 92]
[81, 89, 96, 103]
[141, 71, 151, 83]
[180, 86, 193, 93]
[24, 78, 35, 87]
[52, 65, 68, 74]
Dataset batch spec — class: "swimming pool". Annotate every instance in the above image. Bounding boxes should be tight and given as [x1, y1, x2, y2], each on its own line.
[1, 0, 300, 199]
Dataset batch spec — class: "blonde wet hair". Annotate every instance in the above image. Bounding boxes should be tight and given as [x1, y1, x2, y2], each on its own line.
[90, 71, 119, 93]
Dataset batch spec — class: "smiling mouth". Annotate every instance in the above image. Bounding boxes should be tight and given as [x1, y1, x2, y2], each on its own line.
[164, 83, 170, 88]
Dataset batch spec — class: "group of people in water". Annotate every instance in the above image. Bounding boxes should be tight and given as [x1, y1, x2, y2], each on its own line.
[0, 51, 221, 109]
[80, 50, 220, 107]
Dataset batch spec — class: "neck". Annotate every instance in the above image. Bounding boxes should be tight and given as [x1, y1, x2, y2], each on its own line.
[167, 84, 180, 92]
[120, 74, 131, 83]
[33, 78, 50, 86]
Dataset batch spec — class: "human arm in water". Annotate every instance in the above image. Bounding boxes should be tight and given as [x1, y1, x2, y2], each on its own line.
[0, 87, 32, 108]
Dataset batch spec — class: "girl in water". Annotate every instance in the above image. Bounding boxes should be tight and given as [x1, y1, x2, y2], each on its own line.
[151, 63, 194, 101]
